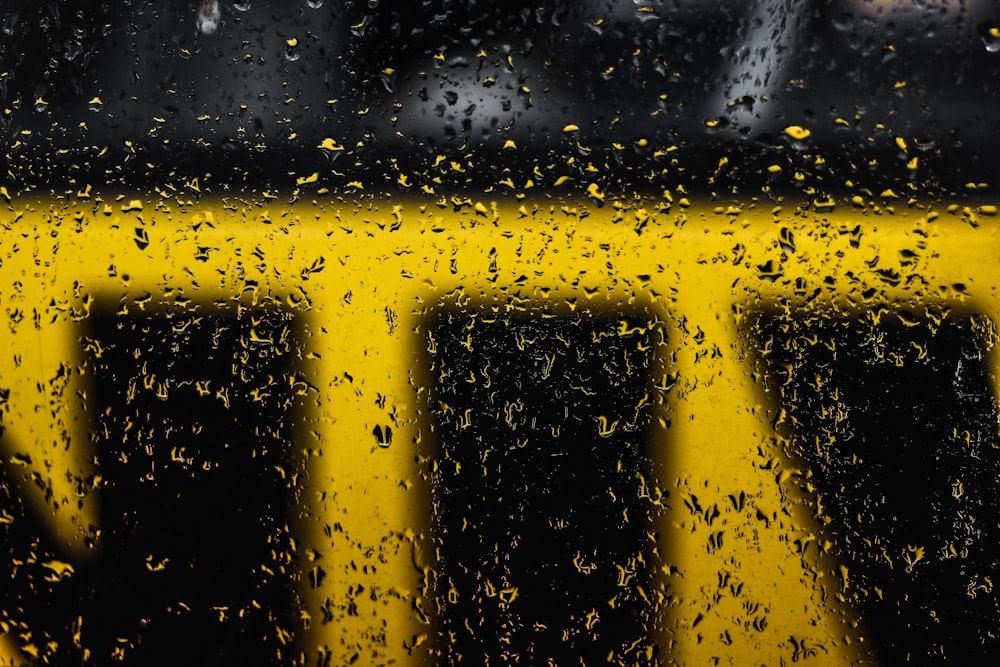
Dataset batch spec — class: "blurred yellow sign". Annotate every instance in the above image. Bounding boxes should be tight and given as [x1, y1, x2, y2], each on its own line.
[0, 193, 995, 665]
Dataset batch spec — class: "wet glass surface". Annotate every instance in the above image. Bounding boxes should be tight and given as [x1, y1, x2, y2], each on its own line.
[3, 1, 1000, 665]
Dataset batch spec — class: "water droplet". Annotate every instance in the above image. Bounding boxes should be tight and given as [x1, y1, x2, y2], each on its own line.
[307, 0, 324, 8]
[234, 0, 251, 10]
[832, 12, 853, 32]
[2, 13, 19, 36]
[979, 23, 1000, 52]
[285, 37, 300, 61]
[196, 0, 221, 35]
[784, 125, 811, 141]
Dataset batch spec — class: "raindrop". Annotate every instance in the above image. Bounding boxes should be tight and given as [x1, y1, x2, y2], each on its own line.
[979, 23, 1000, 53]
[234, 0, 251, 10]
[285, 37, 300, 61]
[64, 39, 82, 62]
[832, 13, 854, 32]
[2, 13, 18, 36]
[307, 0, 324, 8]
[196, 0, 221, 35]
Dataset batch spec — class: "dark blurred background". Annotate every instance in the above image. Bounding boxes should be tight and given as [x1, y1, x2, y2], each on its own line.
[2, 0, 999, 194]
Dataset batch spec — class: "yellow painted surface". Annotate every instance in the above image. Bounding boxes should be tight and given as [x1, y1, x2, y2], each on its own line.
[0, 192, 997, 665]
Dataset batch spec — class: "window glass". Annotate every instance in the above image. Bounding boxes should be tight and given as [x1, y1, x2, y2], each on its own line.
[3, 1, 1000, 665]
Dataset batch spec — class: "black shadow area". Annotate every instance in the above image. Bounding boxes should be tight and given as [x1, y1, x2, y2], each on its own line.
[421, 310, 669, 666]
[1, 305, 303, 666]
[749, 307, 1000, 664]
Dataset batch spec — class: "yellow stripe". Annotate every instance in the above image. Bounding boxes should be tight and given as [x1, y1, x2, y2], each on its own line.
[0, 194, 995, 665]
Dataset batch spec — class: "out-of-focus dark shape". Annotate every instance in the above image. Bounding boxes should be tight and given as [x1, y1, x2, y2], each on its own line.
[422, 311, 667, 666]
[0, 306, 302, 665]
[752, 308, 1000, 664]
[1, 0, 998, 192]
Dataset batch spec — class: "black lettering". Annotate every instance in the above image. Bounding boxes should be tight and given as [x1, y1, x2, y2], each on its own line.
[421, 311, 668, 665]
[1, 305, 303, 665]
[751, 307, 1000, 663]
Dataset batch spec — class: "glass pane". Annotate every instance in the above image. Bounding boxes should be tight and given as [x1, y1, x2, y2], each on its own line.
[3, 1, 1000, 664]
